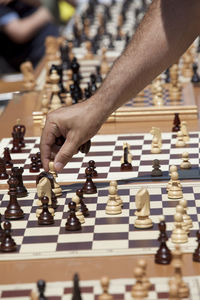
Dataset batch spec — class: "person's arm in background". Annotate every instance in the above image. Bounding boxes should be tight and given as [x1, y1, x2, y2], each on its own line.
[2, 6, 53, 43]
[40, 0, 200, 172]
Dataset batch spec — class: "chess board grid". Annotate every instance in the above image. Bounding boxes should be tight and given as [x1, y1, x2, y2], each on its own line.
[0, 181, 200, 261]
[0, 132, 200, 185]
[0, 276, 200, 299]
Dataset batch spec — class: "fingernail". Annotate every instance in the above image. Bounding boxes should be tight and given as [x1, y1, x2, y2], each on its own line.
[55, 162, 64, 172]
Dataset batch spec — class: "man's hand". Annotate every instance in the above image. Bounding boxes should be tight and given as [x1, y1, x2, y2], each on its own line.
[40, 97, 106, 173]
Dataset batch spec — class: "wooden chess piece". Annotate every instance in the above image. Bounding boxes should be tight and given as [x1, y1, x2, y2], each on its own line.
[137, 259, 152, 290]
[151, 136, 161, 154]
[171, 213, 188, 244]
[12, 166, 28, 198]
[0, 221, 17, 252]
[3, 147, 13, 169]
[82, 167, 97, 194]
[49, 70, 62, 111]
[65, 201, 81, 231]
[109, 180, 123, 206]
[155, 216, 172, 265]
[38, 196, 54, 225]
[36, 152, 43, 168]
[168, 172, 183, 199]
[193, 230, 200, 262]
[72, 195, 85, 224]
[30, 156, 40, 173]
[172, 113, 181, 132]
[151, 159, 163, 177]
[179, 199, 192, 230]
[168, 279, 179, 300]
[49, 161, 62, 197]
[175, 131, 186, 147]
[36, 175, 55, 218]
[180, 152, 191, 169]
[20, 61, 36, 91]
[72, 273, 82, 300]
[64, 93, 73, 106]
[131, 267, 148, 299]
[37, 279, 47, 300]
[41, 93, 49, 115]
[30, 290, 38, 300]
[98, 276, 113, 300]
[176, 204, 189, 234]
[0, 158, 8, 180]
[5, 173, 24, 220]
[134, 188, 153, 229]
[166, 165, 178, 191]
[106, 186, 122, 215]
[13, 119, 26, 148]
[150, 127, 162, 148]
[180, 121, 189, 142]
[88, 160, 98, 177]
[76, 188, 89, 217]
[120, 143, 132, 171]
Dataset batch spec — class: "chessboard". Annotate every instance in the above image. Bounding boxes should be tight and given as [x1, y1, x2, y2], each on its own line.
[0, 181, 199, 261]
[0, 132, 200, 185]
[0, 276, 200, 299]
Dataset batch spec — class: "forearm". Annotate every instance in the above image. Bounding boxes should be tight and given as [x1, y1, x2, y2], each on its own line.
[93, 0, 200, 121]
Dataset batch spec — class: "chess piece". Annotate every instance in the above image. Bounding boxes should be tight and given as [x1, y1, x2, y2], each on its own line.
[180, 152, 191, 169]
[137, 259, 152, 290]
[175, 131, 186, 147]
[65, 201, 81, 231]
[151, 136, 161, 154]
[88, 160, 98, 177]
[172, 113, 181, 132]
[179, 199, 192, 230]
[30, 290, 38, 300]
[38, 196, 54, 225]
[151, 159, 163, 177]
[72, 273, 82, 300]
[37, 279, 47, 300]
[82, 167, 97, 194]
[106, 186, 122, 215]
[76, 188, 89, 217]
[176, 204, 189, 234]
[191, 62, 200, 83]
[49, 70, 62, 111]
[109, 180, 123, 206]
[180, 121, 189, 142]
[98, 276, 113, 300]
[171, 213, 188, 244]
[0, 158, 8, 180]
[20, 61, 36, 91]
[12, 167, 28, 198]
[155, 216, 172, 264]
[168, 279, 179, 300]
[64, 93, 73, 106]
[169, 64, 181, 100]
[3, 148, 13, 169]
[36, 152, 43, 168]
[166, 165, 178, 191]
[49, 161, 62, 197]
[171, 245, 189, 298]
[120, 143, 132, 170]
[12, 119, 26, 148]
[0, 213, 3, 243]
[41, 93, 49, 115]
[131, 267, 148, 299]
[5, 173, 24, 220]
[134, 188, 153, 229]
[0, 221, 17, 252]
[193, 230, 200, 262]
[11, 131, 22, 153]
[72, 195, 85, 223]
[150, 127, 162, 148]
[30, 156, 40, 173]
[168, 172, 183, 199]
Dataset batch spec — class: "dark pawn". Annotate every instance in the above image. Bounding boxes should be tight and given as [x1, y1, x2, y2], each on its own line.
[51, 191, 58, 210]
[38, 196, 54, 225]
[191, 63, 200, 84]
[65, 201, 81, 231]
[82, 167, 97, 194]
[30, 156, 40, 173]
[36, 152, 43, 168]
[72, 273, 82, 300]
[0, 158, 8, 180]
[172, 113, 181, 132]
[37, 279, 47, 300]
[155, 217, 172, 265]
[96, 65, 102, 83]
[5, 173, 24, 220]
[193, 230, 200, 262]
[164, 68, 170, 83]
[11, 131, 22, 153]
[88, 160, 98, 177]
[0, 221, 17, 252]
[12, 167, 28, 198]
[3, 148, 13, 169]
[0, 213, 3, 243]
[76, 189, 89, 217]
[120, 147, 132, 171]
[151, 159, 163, 177]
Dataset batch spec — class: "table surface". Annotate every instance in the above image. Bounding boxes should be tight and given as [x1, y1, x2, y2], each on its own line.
[0, 78, 200, 285]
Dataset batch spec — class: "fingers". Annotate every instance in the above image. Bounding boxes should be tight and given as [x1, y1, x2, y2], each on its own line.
[54, 137, 79, 172]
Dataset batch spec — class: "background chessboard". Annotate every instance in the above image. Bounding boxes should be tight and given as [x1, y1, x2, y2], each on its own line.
[0, 276, 199, 299]
[0, 132, 200, 185]
[0, 181, 199, 261]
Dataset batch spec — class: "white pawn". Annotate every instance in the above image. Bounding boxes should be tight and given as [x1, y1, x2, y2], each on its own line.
[137, 259, 152, 291]
[64, 93, 73, 106]
[175, 131, 186, 147]
[151, 136, 161, 154]
[72, 195, 85, 223]
[168, 172, 183, 199]
[179, 199, 193, 230]
[171, 213, 188, 244]
[106, 186, 122, 215]
[180, 152, 191, 169]
[131, 267, 148, 299]
[167, 165, 178, 191]
[176, 204, 189, 234]
[180, 121, 189, 142]
[49, 161, 62, 197]
[98, 276, 113, 300]
[109, 181, 123, 206]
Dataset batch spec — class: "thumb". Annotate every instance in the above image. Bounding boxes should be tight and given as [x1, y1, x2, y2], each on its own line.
[54, 138, 78, 172]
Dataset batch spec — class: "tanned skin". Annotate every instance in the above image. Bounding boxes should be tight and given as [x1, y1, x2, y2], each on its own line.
[40, 0, 200, 172]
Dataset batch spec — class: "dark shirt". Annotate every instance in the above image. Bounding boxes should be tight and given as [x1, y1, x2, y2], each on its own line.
[0, 1, 59, 71]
